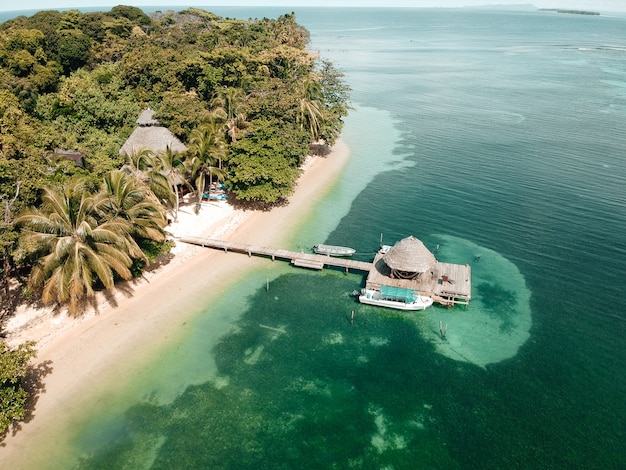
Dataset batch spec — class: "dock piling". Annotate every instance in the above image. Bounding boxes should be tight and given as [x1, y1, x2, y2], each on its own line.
[439, 320, 447, 339]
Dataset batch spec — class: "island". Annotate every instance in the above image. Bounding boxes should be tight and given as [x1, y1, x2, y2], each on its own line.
[539, 8, 600, 16]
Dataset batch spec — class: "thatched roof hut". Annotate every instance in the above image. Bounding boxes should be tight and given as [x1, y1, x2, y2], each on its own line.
[382, 235, 436, 279]
[136, 108, 160, 126]
[119, 108, 187, 156]
[49, 149, 85, 168]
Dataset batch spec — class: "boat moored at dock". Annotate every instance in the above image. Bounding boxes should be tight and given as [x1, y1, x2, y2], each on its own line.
[358, 286, 433, 311]
[313, 244, 356, 257]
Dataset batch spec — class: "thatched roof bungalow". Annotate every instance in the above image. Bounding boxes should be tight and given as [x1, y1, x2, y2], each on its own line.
[49, 149, 85, 168]
[119, 108, 187, 156]
[382, 235, 436, 280]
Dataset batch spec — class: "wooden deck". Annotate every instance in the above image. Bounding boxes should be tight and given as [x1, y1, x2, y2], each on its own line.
[180, 236, 373, 273]
[180, 237, 471, 307]
[365, 253, 471, 306]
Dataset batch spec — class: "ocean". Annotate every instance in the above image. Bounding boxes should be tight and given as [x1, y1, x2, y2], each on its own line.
[4, 7, 626, 469]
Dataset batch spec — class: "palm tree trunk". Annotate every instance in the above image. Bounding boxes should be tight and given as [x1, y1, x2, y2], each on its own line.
[3, 245, 11, 310]
[173, 182, 180, 221]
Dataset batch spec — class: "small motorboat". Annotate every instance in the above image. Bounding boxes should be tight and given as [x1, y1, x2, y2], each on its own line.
[312, 244, 356, 257]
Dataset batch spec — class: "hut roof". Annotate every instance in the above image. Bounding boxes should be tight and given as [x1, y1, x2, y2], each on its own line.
[119, 109, 187, 156]
[382, 235, 436, 273]
[136, 108, 159, 126]
[49, 150, 85, 168]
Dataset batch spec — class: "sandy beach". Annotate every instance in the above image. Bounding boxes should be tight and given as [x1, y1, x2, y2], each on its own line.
[0, 140, 350, 465]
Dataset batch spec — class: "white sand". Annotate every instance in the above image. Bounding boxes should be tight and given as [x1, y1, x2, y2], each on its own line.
[0, 141, 350, 464]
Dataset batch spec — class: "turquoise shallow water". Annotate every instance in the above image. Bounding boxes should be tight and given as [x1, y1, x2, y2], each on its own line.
[4, 7, 626, 469]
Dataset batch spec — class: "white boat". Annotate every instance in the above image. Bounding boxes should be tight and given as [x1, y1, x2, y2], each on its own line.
[313, 244, 356, 257]
[379, 244, 392, 254]
[359, 286, 433, 311]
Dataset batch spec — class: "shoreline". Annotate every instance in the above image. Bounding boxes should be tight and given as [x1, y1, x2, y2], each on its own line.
[0, 139, 350, 465]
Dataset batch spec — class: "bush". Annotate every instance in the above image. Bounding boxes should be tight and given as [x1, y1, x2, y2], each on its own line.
[0, 340, 36, 437]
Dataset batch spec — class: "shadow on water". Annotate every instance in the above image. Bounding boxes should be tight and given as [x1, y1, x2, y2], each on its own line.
[475, 282, 518, 333]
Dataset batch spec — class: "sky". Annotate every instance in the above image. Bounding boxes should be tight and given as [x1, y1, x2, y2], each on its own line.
[1, 0, 625, 14]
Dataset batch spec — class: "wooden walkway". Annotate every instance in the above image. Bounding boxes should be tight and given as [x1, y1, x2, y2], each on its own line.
[180, 236, 373, 273]
[181, 236, 470, 307]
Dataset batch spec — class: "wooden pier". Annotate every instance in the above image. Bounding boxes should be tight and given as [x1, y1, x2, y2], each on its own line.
[180, 236, 373, 274]
[180, 236, 470, 307]
[365, 253, 471, 306]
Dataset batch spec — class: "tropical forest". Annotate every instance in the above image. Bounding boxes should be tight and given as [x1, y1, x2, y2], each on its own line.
[0, 6, 350, 436]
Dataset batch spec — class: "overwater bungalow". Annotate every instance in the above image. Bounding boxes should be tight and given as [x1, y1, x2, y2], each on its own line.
[366, 235, 471, 307]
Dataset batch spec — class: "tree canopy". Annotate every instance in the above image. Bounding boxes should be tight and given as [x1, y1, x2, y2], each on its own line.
[0, 8, 349, 208]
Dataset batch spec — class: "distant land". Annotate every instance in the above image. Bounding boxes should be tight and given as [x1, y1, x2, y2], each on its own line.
[539, 8, 600, 15]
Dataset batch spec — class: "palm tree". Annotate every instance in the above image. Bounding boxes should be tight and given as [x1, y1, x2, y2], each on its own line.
[186, 122, 227, 207]
[94, 170, 167, 260]
[123, 147, 154, 184]
[210, 87, 248, 143]
[153, 146, 189, 221]
[297, 76, 324, 142]
[142, 158, 177, 213]
[16, 181, 133, 314]
[122, 148, 174, 211]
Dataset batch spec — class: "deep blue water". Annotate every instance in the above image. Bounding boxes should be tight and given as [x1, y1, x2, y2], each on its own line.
[3, 7, 626, 469]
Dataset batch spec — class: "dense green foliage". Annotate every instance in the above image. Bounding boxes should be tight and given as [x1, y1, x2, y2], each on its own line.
[0, 340, 36, 436]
